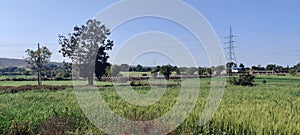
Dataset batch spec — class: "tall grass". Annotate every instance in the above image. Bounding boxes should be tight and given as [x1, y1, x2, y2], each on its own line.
[0, 76, 299, 134]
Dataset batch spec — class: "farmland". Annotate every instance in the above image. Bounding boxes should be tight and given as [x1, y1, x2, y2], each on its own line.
[0, 75, 300, 134]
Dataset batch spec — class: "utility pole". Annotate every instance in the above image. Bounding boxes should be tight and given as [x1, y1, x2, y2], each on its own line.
[37, 43, 42, 85]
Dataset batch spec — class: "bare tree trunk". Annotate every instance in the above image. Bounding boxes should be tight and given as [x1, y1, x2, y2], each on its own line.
[88, 74, 93, 85]
[38, 70, 42, 85]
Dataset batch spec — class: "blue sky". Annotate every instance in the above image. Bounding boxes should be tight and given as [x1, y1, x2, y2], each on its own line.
[0, 0, 299, 67]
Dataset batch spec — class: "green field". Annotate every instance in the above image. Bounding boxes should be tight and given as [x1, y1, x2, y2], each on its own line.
[0, 75, 36, 79]
[0, 75, 299, 134]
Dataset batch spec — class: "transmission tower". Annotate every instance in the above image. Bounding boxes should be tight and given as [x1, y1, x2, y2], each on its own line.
[224, 26, 237, 65]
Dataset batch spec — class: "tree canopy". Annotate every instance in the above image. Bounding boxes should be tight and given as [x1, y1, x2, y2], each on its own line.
[59, 19, 113, 85]
[160, 65, 172, 80]
[25, 45, 52, 85]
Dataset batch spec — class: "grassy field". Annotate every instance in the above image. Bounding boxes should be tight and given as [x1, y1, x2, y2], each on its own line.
[0, 75, 299, 134]
[0, 75, 36, 79]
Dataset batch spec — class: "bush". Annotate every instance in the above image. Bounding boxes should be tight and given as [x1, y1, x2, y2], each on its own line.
[229, 74, 255, 86]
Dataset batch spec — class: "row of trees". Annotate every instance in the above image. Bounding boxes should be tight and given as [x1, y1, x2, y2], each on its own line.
[20, 19, 300, 85]
[0, 64, 71, 80]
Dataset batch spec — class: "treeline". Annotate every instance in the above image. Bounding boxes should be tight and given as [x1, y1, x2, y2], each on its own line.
[1, 62, 300, 80]
[0, 63, 71, 80]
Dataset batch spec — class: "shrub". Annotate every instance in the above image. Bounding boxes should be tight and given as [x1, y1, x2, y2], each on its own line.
[229, 74, 255, 86]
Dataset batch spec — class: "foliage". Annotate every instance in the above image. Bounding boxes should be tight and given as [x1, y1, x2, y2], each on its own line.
[212, 65, 226, 76]
[251, 65, 265, 71]
[296, 63, 300, 72]
[160, 65, 172, 80]
[175, 68, 181, 75]
[226, 62, 236, 69]
[135, 64, 144, 72]
[25, 46, 52, 85]
[205, 68, 212, 75]
[286, 63, 300, 76]
[95, 40, 113, 80]
[229, 73, 255, 86]
[197, 67, 205, 75]
[58, 19, 113, 85]
[106, 65, 121, 77]
[185, 67, 198, 75]
[239, 63, 245, 68]
[119, 64, 130, 71]
[150, 67, 159, 79]
[289, 68, 297, 76]
[266, 64, 276, 71]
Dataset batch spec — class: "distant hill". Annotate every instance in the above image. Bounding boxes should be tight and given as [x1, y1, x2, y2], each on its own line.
[0, 58, 27, 68]
[0, 58, 63, 68]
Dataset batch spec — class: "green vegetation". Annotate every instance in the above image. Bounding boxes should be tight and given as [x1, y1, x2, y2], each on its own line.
[160, 65, 172, 80]
[120, 71, 151, 77]
[25, 45, 52, 85]
[58, 19, 114, 85]
[0, 75, 299, 134]
[229, 74, 256, 86]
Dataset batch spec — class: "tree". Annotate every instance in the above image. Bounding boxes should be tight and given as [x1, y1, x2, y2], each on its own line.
[295, 63, 300, 72]
[226, 62, 236, 76]
[185, 67, 198, 75]
[175, 67, 181, 75]
[151, 66, 160, 79]
[213, 65, 226, 76]
[59, 19, 113, 85]
[289, 69, 297, 76]
[289, 63, 300, 75]
[266, 64, 276, 71]
[120, 64, 130, 71]
[107, 65, 121, 77]
[95, 45, 113, 80]
[160, 65, 172, 80]
[251, 65, 265, 71]
[198, 67, 205, 75]
[239, 63, 245, 68]
[25, 45, 52, 85]
[205, 68, 212, 75]
[226, 62, 237, 69]
[136, 64, 144, 72]
[275, 66, 285, 73]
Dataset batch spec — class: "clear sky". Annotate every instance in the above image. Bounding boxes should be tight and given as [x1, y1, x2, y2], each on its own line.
[0, 0, 299, 67]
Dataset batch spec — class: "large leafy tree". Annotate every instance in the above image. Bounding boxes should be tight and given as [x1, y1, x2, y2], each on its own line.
[25, 45, 52, 85]
[59, 19, 113, 85]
